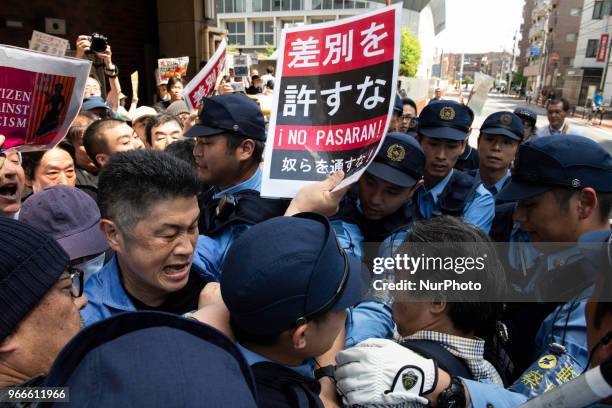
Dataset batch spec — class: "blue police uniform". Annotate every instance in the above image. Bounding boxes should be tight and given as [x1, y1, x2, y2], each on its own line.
[81, 236, 219, 326]
[469, 135, 612, 402]
[332, 132, 425, 260]
[472, 169, 511, 197]
[185, 95, 289, 273]
[415, 101, 495, 234]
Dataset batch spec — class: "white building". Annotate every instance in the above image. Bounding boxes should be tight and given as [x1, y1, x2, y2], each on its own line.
[570, 0, 612, 106]
[216, 0, 446, 78]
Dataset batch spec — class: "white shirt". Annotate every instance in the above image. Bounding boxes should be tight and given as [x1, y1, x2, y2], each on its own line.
[534, 121, 583, 138]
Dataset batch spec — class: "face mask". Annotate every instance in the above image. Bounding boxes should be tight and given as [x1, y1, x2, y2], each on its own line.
[74, 252, 106, 283]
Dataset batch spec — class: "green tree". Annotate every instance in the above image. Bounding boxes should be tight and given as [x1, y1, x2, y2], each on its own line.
[399, 28, 421, 77]
[463, 75, 474, 85]
[264, 43, 276, 57]
[512, 70, 526, 88]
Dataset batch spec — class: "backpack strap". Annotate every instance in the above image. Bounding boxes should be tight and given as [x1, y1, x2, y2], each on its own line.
[251, 362, 323, 408]
[400, 339, 474, 380]
[437, 170, 480, 217]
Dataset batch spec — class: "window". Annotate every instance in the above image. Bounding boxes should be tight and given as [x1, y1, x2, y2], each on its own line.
[217, 0, 245, 13]
[566, 33, 577, 42]
[280, 0, 302, 10]
[254, 21, 274, 46]
[586, 39, 599, 57]
[253, 0, 280, 11]
[593, 0, 604, 19]
[312, 0, 334, 9]
[570, 7, 581, 16]
[281, 19, 305, 29]
[310, 17, 334, 24]
[226, 21, 245, 45]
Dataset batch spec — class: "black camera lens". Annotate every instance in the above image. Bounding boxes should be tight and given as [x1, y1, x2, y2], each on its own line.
[89, 33, 108, 54]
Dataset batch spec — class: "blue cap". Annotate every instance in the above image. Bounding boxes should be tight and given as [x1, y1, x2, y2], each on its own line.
[513, 107, 538, 127]
[417, 100, 473, 141]
[480, 111, 524, 141]
[497, 135, 612, 201]
[44, 311, 258, 407]
[184, 94, 266, 141]
[81, 96, 111, 112]
[366, 132, 425, 188]
[220, 213, 363, 335]
[393, 94, 403, 113]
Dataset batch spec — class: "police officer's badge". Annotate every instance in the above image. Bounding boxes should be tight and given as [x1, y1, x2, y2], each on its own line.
[500, 114, 513, 126]
[387, 144, 405, 162]
[439, 106, 455, 121]
[401, 371, 418, 390]
[537, 354, 558, 370]
[233, 124, 240, 131]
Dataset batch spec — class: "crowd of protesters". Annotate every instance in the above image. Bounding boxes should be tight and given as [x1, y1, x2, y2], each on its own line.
[0, 33, 611, 408]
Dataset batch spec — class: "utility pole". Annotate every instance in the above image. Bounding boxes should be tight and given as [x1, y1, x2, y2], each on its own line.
[599, 8, 611, 94]
[536, 1, 552, 103]
[508, 31, 518, 95]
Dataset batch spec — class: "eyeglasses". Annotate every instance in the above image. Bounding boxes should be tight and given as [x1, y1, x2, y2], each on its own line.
[295, 246, 349, 327]
[400, 115, 415, 121]
[0, 149, 22, 171]
[60, 267, 84, 298]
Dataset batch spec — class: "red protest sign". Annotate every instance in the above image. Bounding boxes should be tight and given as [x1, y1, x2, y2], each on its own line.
[597, 33, 609, 62]
[0, 45, 90, 151]
[262, 4, 402, 198]
[183, 39, 228, 111]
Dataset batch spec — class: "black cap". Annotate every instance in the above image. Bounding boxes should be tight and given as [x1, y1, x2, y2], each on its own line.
[480, 111, 524, 141]
[497, 135, 612, 201]
[513, 107, 538, 127]
[393, 94, 403, 113]
[184, 94, 266, 141]
[221, 213, 363, 335]
[44, 311, 258, 406]
[366, 132, 425, 188]
[418, 100, 473, 141]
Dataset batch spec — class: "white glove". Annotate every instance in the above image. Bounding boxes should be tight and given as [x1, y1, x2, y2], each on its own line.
[335, 338, 438, 407]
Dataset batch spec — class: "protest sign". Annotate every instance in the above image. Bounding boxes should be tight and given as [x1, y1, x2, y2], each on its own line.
[29, 30, 69, 57]
[467, 72, 494, 116]
[183, 39, 227, 111]
[130, 71, 139, 97]
[233, 55, 249, 77]
[157, 56, 189, 82]
[261, 3, 402, 198]
[0, 45, 90, 151]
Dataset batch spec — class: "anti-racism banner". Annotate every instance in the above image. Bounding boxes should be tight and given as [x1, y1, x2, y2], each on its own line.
[29, 30, 69, 57]
[262, 3, 402, 198]
[158, 56, 189, 82]
[183, 39, 227, 111]
[0, 45, 90, 151]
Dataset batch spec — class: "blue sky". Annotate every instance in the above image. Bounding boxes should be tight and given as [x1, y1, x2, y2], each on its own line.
[433, 0, 525, 53]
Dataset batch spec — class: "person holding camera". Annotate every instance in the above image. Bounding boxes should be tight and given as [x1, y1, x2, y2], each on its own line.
[75, 34, 122, 116]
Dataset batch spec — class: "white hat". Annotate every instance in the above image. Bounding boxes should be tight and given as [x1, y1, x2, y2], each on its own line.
[131, 106, 157, 123]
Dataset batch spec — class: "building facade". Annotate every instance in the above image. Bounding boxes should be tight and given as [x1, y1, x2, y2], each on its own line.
[521, 0, 582, 103]
[216, 0, 446, 78]
[566, 0, 612, 107]
[441, 52, 514, 86]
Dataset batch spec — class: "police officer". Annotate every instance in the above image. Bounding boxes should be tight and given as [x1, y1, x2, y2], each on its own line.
[332, 132, 424, 260]
[415, 100, 495, 234]
[220, 213, 364, 407]
[496, 135, 612, 377]
[514, 107, 538, 143]
[471, 111, 524, 197]
[185, 94, 289, 266]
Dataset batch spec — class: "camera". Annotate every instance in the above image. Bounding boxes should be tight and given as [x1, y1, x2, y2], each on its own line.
[86, 33, 108, 54]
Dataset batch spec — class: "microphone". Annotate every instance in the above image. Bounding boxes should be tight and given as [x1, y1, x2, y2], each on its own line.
[519, 358, 611, 408]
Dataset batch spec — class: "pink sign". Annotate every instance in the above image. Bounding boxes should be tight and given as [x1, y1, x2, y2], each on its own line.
[0, 45, 90, 151]
[183, 39, 227, 111]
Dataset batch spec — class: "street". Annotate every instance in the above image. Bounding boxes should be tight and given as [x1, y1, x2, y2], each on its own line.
[461, 94, 612, 154]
